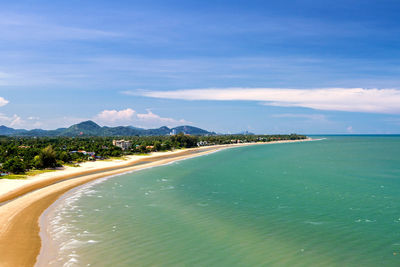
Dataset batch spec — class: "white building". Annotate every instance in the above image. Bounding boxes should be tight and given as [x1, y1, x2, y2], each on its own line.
[197, 141, 208, 146]
[113, 140, 132, 150]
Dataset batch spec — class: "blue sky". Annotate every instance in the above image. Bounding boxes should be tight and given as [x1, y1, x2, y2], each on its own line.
[1, 0, 400, 134]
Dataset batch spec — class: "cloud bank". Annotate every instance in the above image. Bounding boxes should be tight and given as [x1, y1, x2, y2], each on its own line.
[94, 108, 186, 128]
[133, 88, 400, 114]
[0, 108, 187, 130]
[96, 108, 136, 122]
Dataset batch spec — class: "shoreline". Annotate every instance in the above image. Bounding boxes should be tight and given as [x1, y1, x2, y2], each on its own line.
[0, 138, 313, 267]
[36, 146, 225, 266]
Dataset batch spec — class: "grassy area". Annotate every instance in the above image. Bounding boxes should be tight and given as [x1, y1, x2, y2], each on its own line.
[1, 174, 27, 179]
[1, 169, 56, 179]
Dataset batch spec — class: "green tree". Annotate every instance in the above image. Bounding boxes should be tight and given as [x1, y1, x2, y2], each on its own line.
[37, 145, 58, 169]
[59, 151, 71, 163]
[163, 140, 172, 150]
[153, 141, 162, 151]
[3, 157, 25, 174]
[139, 144, 147, 153]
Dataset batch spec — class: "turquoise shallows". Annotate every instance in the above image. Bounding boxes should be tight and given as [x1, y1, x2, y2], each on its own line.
[45, 136, 400, 266]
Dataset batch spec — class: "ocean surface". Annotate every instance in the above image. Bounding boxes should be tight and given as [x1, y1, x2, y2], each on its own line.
[40, 136, 400, 266]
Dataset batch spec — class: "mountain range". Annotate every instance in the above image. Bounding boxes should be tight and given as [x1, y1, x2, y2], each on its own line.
[0, 121, 214, 137]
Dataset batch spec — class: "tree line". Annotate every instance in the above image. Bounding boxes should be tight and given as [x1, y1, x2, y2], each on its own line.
[0, 133, 306, 175]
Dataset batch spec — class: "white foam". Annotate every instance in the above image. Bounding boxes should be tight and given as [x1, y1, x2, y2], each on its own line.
[161, 185, 175, 190]
[38, 148, 226, 266]
[60, 239, 86, 250]
[63, 257, 79, 267]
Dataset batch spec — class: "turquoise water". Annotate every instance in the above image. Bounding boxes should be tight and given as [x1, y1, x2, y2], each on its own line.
[43, 137, 400, 266]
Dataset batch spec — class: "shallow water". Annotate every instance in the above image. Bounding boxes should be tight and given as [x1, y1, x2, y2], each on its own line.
[41, 136, 400, 266]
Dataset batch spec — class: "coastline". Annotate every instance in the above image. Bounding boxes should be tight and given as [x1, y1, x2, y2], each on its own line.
[0, 138, 313, 267]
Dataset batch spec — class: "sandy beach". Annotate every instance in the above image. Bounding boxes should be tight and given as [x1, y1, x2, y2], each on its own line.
[0, 139, 312, 267]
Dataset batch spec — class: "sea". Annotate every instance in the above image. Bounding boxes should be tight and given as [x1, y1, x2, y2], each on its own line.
[38, 136, 400, 266]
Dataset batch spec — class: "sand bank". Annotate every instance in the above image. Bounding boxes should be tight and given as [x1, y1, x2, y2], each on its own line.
[0, 139, 313, 267]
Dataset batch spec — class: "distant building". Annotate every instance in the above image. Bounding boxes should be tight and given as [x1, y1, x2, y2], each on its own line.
[169, 129, 177, 135]
[197, 141, 208, 146]
[113, 140, 132, 150]
[70, 150, 96, 156]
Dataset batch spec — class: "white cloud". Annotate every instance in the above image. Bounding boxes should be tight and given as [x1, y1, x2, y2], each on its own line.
[9, 115, 23, 127]
[0, 113, 24, 127]
[137, 109, 186, 124]
[27, 116, 40, 120]
[94, 108, 187, 128]
[136, 88, 400, 114]
[347, 126, 354, 133]
[96, 108, 136, 122]
[0, 96, 9, 107]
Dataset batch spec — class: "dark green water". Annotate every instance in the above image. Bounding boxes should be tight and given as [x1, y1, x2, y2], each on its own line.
[43, 136, 400, 266]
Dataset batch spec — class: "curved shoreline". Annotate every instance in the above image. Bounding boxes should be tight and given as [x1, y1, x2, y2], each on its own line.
[36, 147, 224, 266]
[0, 139, 313, 267]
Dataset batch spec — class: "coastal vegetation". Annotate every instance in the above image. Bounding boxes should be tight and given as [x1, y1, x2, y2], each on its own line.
[0, 133, 306, 176]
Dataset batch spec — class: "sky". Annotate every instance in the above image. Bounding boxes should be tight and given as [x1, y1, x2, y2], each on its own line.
[1, 0, 400, 134]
